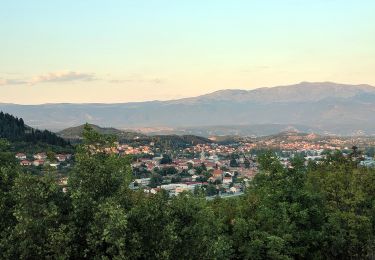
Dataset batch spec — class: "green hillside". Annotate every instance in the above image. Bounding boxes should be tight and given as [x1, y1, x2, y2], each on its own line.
[59, 124, 212, 149]
[0, 111, 69, 147]
[58, 124, 147, 141]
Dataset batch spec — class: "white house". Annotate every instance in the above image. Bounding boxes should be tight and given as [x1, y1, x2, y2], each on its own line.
[20, 160, 32, 166]
[15, 153, 27, 160]
[230, 187, 237, 193]
[223, 176, 233, 184]
[33, 160, 45, 166]
[134, 178, 151, 186]
[34, 153, 47, 160]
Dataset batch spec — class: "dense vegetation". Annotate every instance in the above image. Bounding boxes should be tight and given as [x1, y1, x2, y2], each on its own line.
[148, 134, 212, 151]
[1, 126, 375, 259]
[0, 111, 69, 147]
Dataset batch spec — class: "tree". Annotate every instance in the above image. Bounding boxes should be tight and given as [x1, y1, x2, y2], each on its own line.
[0, 139, 16, 166]
[67, 124, 132, 258]
[3, 172, 67, 259]
[159, 166, 177, 176]
[244, 158, 251, 169]
[149, 173, 163, 188]
[187, 162, 193, 170]
[201, 162, 207, 171]
[0, 140, 20, 255]
[232, 151, 326, 259]
[46, 150, 56, 162]
[160, 154, 172, 164]
[230, 158, 239, 167]
[169, 194, 232, 259]
[86, 199, 128, 258]
[306, 154, 375, 259]
[206, 184, 218, 196]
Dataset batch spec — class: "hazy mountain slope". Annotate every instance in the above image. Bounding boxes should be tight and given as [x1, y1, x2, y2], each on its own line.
[144, 124, 322, 137]
[172, 82, 375, 103]
[1, 82, 375, 135]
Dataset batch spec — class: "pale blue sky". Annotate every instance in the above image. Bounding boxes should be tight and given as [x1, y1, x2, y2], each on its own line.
[1, 0, 374, 104]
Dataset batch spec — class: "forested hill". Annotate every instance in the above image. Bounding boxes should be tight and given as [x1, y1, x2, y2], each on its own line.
[0, 111, 68, 146]
[58, 123, 147, 140]
[58, 124, 212, 148]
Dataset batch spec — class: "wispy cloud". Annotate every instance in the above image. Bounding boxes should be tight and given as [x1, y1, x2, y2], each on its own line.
[0, 71, 96, 86]
[0, 78, 28, 86]
[0, 71, 164, 86]
[30, 71, 95, 84]
[108, 74, 164, 84]
[109, 78, 164, 84]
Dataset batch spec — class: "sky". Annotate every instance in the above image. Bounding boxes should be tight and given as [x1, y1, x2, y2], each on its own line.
[0, 0, 374, 104]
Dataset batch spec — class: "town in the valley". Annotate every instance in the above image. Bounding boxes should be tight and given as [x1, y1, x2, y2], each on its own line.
[13, 131, 375, 198]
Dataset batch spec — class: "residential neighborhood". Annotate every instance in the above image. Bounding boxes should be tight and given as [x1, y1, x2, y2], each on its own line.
[15, 152, 72, 169]
[14, 131, 375, 198]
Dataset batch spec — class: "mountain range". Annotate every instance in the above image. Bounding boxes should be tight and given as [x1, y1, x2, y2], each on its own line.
[1, 82, 375, 136]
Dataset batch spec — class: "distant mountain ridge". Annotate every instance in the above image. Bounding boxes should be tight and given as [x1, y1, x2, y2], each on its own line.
[140, 124, 322, 137]
[1, 82, 375, 135]
[171, 82, 375, 103]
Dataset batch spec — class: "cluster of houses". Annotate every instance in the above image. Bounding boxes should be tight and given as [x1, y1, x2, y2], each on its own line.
[131, 151, 257, 196]
[15, 152, 72, 168]
[130, 139, 375, 196]
[117, 144, 153, 155]
[183, 136, 349, 157]
[143, 181, 243, 197]
[85, 142, 154, 156]
[278, 141, 339, 151]
[184, 143, 257, 157]
[133, 152, 257, 178]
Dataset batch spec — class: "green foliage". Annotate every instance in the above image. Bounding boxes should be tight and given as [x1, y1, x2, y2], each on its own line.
[206, 183, 218, 196]
[67, 124, 132, 258]
[159, 153, 172, 164]
[230, 154, 239, 167]
[149, 173, 163, 188]
[159, 166, 178, 176]
[168, 194, 232, 259]
[4, 172, 66, 259]
[244, 158, 250, 168]
[0, 138, 10, 152]
[0, 139, 16, 166]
